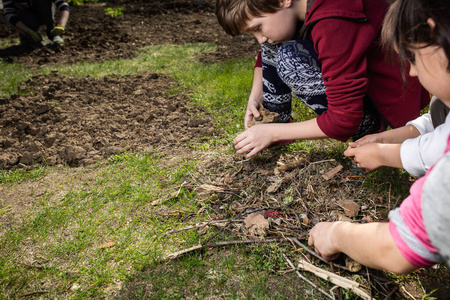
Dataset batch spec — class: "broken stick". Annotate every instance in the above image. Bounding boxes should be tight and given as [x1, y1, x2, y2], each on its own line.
[298, 259, 371, 300]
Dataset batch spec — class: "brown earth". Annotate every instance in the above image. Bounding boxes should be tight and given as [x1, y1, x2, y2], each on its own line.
[0, 0, 259, 169]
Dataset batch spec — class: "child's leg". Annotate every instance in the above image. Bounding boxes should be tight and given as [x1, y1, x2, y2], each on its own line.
[261, 43, 293, 123]
[17, 8, 41, 43]
[277, 40, 327, 115]
[33, 0, 55, 39]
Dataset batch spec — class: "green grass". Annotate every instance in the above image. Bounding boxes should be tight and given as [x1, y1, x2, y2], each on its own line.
[0, 43, 424, 298]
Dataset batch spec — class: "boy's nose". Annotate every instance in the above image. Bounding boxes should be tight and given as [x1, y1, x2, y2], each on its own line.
[255, 33, 268, 44]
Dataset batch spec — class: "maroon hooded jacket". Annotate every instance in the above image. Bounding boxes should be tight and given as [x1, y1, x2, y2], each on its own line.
[256, 0, 430, 141]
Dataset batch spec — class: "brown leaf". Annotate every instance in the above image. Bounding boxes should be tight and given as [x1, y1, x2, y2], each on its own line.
[266, 180, 282, 193]
[274, 158, 307, 175]
[322, 164, 343, 180]
[345, 256, 362, 272]
[338, 200, 360, 217]
[98, 241, 116, 249]
[244, 213, 269, 237]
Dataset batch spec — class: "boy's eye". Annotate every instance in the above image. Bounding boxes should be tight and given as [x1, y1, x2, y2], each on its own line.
[253, 26, 260, 32]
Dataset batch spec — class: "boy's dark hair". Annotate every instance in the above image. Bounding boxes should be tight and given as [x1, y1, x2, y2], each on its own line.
[382, 0, 450, 71]
[215, 0, 282, 36]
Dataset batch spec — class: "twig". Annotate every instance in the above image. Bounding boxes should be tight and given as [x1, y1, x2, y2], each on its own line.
[164, 244, 203, 260]
[291, 238, 351, 272]
[163, 236, 307, 260]
[163, 219, 243, 236]
[298, 259, 371, 300]
[384, 285, 399, 300]
[283, 254, 334, 299]
[19, 291, 48, 298]
[206, 236, 306, 247]
[401, 285, 417, 300]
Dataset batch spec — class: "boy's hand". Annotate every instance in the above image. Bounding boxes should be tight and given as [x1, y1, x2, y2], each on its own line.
[344, 143, 382, 172]
[308, 222, 342, 261]
[244, 98, 262, 129]
[233, 124, 275, 157]
[25, 28, 42, 42]
[51, 25, 65, 37]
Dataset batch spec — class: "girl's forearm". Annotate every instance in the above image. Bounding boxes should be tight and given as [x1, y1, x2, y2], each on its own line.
[332, 222, 416, 274]
[378, 143, 403, 169]
[378, 125, 420, 144]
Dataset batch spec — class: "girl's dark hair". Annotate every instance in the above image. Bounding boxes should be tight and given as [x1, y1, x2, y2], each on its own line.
[382, 0, 450, 71]
[215, 0, 282, 36]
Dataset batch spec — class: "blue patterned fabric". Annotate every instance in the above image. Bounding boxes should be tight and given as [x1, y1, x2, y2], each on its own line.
[261, 39, 379, 140]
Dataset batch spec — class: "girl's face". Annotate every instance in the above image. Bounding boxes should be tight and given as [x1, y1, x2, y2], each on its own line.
[243, 0, 298, 44]
[409, 45, 450, 105]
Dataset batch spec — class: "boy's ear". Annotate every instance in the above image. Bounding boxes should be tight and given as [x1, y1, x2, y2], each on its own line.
[427, 18, 436, 29]
[281, 0, 293, 8]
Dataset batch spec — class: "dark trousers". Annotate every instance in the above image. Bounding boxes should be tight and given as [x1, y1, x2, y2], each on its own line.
[18, 0, 55, 41]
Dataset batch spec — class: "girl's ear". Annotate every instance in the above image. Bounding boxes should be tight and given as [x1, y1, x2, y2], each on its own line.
[427, 18, 436, 29]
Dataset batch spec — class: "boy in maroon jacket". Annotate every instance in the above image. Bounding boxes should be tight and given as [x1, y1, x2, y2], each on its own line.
[215, 0, 430, 158]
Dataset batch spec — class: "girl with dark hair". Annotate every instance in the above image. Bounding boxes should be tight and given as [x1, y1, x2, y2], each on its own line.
[309, 0, 450, 274]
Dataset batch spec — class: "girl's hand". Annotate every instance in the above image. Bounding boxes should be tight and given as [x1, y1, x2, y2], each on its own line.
[244, 98, 263, 129]
[233, 124, 276, 157]
[348, 133, 383, 148]
[344, 143, 382, 172]
[308, 222, 342, 261]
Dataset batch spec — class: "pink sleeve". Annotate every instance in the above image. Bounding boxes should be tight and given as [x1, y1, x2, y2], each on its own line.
[389, 175, 441, 268]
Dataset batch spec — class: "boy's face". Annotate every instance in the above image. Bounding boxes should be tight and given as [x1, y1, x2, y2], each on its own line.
[243, 2, 298, 44]
[409, 45, 450, 105]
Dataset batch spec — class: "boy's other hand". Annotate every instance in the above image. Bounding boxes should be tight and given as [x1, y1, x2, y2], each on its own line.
[244, 98, 262, 129]
[233, 124, 275, 157]
[308, 222, 342, 261]
[25, 28, 42, 42]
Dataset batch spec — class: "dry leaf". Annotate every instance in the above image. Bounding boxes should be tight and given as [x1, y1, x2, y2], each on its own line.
[244, 213, 269, 237]
[338, 200, 360, 217]
[266, 180, 282, 193]
[322, 164, 343, 180]
[345, 256, 362, 272]
[274, 158, 307, 175]
[99, 241, 116, 249]
[198, 184, 225, 192]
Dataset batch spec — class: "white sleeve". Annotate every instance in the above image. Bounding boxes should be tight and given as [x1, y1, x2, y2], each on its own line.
[406, 113, 434, 135]
[401, 113, 450, 177]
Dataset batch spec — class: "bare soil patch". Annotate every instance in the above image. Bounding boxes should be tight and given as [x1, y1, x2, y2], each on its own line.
[0, 0, 258, 170]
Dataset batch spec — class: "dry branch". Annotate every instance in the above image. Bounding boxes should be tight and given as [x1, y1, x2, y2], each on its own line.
[298, 259, 371, 300]
[163, 236, 307, 260]
[283, 254, 334, 299]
